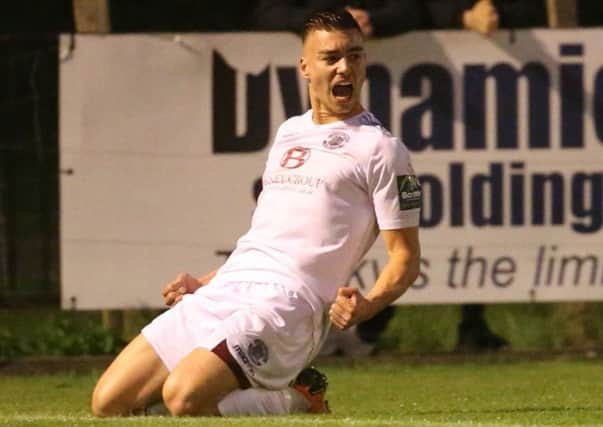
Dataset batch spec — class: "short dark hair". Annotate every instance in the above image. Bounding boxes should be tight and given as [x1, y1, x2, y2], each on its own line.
[302, 9, 361, 42]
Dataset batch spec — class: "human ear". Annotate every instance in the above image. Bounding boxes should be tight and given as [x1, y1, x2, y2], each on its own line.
[299, 57, 311, 81]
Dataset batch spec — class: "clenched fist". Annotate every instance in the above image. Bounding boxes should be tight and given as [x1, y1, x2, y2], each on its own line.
[329, 287, 371, 330]
[161, 273, 203, 307]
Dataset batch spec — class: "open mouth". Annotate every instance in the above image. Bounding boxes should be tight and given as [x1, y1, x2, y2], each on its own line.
[332, 83, 353, 100]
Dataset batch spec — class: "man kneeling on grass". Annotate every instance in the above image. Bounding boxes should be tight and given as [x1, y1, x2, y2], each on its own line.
[91, 8, 421, 417]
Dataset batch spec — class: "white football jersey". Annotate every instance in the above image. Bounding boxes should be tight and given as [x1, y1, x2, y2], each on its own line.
[217, 110, 421, 305]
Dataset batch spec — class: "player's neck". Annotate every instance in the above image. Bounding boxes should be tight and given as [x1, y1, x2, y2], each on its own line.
[311, 104, 364, 125]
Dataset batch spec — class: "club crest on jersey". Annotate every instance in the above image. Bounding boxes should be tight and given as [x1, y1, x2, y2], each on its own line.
[247, 339, 269, 366]
[281, 146, 310, 169]
[322, 132, 349, 150]
[397, 175, 422, 211]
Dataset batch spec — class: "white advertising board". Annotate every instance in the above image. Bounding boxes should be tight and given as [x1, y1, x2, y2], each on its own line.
[59, 31, 603, 309]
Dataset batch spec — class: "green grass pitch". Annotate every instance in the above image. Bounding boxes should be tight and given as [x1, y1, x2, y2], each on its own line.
[0, 359, 601, 426]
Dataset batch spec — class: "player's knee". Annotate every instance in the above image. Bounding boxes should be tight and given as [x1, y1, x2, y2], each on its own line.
[91, 383, 123, 417]
[162, 375, 190, 416]
[162, 375, 217, 416]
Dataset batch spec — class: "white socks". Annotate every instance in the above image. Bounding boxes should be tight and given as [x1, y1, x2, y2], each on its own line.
[141, 387, 310, 417]
[217, 387, 311, 416]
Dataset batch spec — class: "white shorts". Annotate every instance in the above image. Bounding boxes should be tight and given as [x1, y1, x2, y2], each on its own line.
[142, 277, 327, 390]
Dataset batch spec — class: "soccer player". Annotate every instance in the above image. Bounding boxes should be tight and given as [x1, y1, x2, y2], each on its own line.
[91, 8, 421, 417]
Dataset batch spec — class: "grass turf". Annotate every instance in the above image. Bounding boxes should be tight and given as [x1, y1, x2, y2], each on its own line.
[0, 360, 601, 426]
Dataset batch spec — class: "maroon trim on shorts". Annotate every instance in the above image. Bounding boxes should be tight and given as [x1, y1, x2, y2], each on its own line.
[212, 340, 251, 389]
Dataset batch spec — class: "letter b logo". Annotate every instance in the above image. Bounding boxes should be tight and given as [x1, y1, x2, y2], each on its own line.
[280, 147, 310, 169]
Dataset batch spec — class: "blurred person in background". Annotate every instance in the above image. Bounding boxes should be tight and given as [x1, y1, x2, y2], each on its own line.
[251, 0, 547, 38]
[252, 0, 423, 37]
[422, 0, 547, 35]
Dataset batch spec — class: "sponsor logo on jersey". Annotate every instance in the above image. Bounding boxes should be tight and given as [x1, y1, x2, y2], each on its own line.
[264, 173, 324, 190]
[397, 175, 422, 210]
[322, 132, 349, 149]
[281, 146, 310, 169]
[247, 339, 269, 366]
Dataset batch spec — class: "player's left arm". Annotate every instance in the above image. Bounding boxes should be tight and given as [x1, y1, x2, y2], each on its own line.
[329, 226, 420, 330]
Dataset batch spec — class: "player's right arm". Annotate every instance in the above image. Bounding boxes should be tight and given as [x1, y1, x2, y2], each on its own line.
[161, 269, 219, 307]
[160, 117, 298, 307]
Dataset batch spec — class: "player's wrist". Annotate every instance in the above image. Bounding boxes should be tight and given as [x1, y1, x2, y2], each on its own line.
[361, 297, 383, 322]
